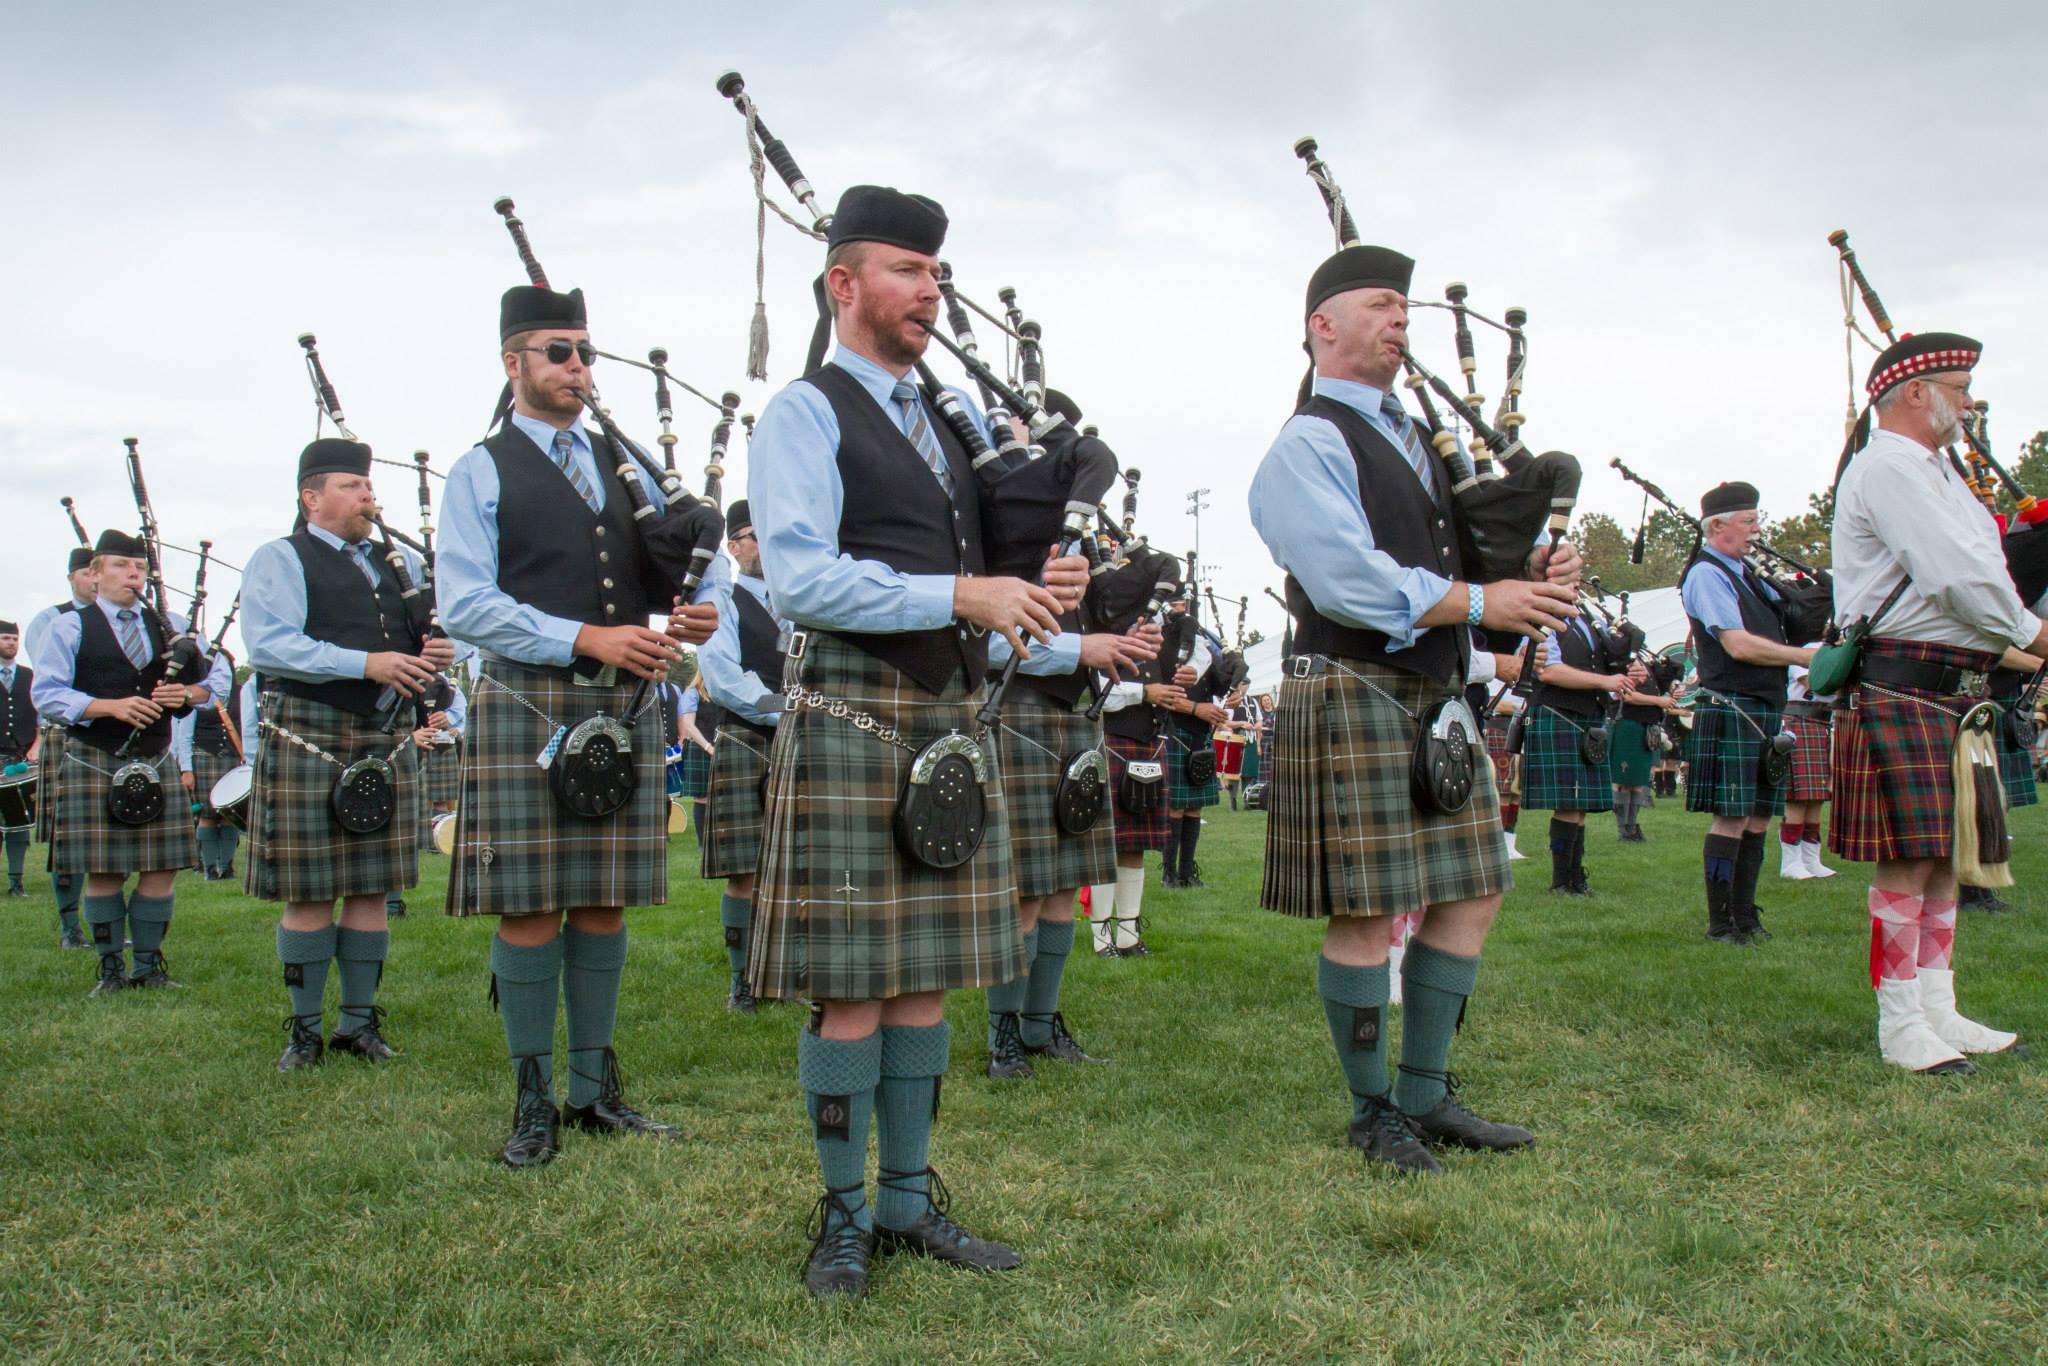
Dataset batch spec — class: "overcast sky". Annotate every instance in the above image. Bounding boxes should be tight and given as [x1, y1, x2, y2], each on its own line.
[7, 0, 2045, 656]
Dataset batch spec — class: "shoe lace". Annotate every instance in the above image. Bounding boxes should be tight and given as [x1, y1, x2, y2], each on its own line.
[805, 1183, 871, 1267]
[1395, 1066, 1473, 1119]
[878, 1165, 965, 1238]
[1357, 1092, 1423, 1149]
[339, 1003, 387, 1040]
[1022, 1011, 1077, 1050]
[989, 1012, 1029, 1065]
[512, 1054, 555, 1125]
[283, 1012, 323, 1047]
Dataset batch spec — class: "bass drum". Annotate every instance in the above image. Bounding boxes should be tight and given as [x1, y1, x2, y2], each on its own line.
[208, 763, 254, 832]
[432, 810, 460, 856]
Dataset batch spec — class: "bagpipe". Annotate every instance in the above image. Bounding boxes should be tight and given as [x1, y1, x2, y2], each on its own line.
[60, 496, 90, 546]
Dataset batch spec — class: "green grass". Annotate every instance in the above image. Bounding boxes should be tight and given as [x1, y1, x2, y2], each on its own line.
[4, 800, 2047, 1365]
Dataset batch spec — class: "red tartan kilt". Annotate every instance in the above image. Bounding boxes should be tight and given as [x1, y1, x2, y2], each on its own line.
[1106, 733, 1170, 853]
[1785, 712, 1833, 802]
[1829, 639, 1998, 862]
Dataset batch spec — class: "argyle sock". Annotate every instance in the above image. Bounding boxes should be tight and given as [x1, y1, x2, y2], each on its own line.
[563, 925, 628, 1108]
[1161, 820, 1183, 880]
[1703, 834, 1739, 934]
[986, 925, 1037, 1049]
[1916, 896, 1957, 971]
[1869, 887, 1921, 987]
[127, 893, 174, 972]
[1780, 820, 1802, 848]
[1548, 817, 1573, 888]
[1113, 865, 1146, 949]
[83, 892, 126, 970]
[1393, 941, 1481, 1117]
[719, 892, 752, 982]
[334, 927, 390, 1035]
[1179, 815, 1204, 881]
[278, 923, 336, 1023]
[799, 1028, 880, 1234]
[875, 1021, 950, 1231]
[1732, 831, 1766, 928]
[1319, 954, 1392, 1123]
[1020, 918, 1075, 1047]
[490, 933, 563, 1094]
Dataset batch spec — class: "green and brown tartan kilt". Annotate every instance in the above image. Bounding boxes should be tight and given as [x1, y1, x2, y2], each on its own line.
[244, 693, 419, 903]
[1785, 709, 1833, 803]
[995, 693, 1116, 898]
[1261, 656, 1508, 920]
[1106, 732, 1171, 853]
[1483, 713, 1520, 800]
[1166, 720, 1219, 809]
[699, 723, 773, 880]
[35, 725, 63, 844]
[1607, 717, 1656, 787]
[51, 742, 196, 876]
[188, 741, 241, 817]
[676, 740, 714, 800]
[1684, 693, 1786, 819]
[1830, 639, 1999, 862]
[419, 737, 463, 805]
[750, 632, 1022, 1002]
[446, 660, 666, 918]
[1521, 705, 1615, 813]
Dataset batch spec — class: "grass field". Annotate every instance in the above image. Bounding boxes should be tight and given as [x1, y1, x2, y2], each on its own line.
[5, 798, 2047, 1365]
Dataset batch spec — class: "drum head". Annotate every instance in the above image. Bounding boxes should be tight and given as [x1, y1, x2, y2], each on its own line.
[432, 810, 459, 855]
[209, 763, 254, 830]
[668, 798, 690, 834]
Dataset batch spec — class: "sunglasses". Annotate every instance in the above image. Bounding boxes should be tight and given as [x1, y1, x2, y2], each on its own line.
[512, 340, 597, 366]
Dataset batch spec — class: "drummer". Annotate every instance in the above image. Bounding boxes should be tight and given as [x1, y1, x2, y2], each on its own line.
[0, 620, 38, 898]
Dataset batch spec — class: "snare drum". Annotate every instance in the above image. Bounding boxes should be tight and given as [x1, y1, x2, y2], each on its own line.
[208, 763, 254, 832]
[667, 797, 690, 835]
[1213, 735, 1245, 780]
[432, 810, 459, 855]
[0, 767, 37, 831]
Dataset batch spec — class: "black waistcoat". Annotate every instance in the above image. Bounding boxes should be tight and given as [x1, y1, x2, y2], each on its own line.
[805, 363, 987, 694]
[1, 663, 35, 754]
[1685, 556, 1788, 704]
[1532, 617, 1611, 719]
[192, 680, 242, 755]
[657, 684, 682, 753]
[1283, 396, 1468, 685]
[482, 423, 666, 639]
[278, 531, 415, 717]
[70, 603, 171, 755]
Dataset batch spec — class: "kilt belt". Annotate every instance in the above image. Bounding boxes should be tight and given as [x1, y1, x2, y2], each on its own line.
[700, 724, 773, 880]
[1683, 692, 1786, 820]
[52, 743, 196, 876]
[749, 631, 1022, 1004]
[244, 692, 420, 904]
[995, 693, 1116, 899]
[1520, 704, 1614, 813]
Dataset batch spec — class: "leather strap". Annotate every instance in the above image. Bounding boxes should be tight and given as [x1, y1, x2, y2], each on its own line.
[1860, 653, 1990, 699]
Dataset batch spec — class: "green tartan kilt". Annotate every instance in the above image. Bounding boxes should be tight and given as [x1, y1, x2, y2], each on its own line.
[51, 742, 196, 876]
[1521, 705, 1616, 813]
[35, 725, 63, 844]
[446, 661, 666, 918]
[1166, 719, 1219, 808]
[1260, 657, 1508, 920]
[188, 741, 240, 816]
[245, 694, 419, 903]
[676, 740, 714, 799]
[1994, 708, 2038, 809]
[1607, 717, 1656, 787]
[419, 737, 463, 805]
[750, 632, 1022, 1002]
[995, 693, 1116, 899]
[699, 723, 773, 880]
[1683, 695, 1786, 819]
[1241, 736, 1262, 786]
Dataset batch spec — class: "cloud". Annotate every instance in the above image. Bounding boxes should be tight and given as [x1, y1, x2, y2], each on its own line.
[238, 85, 546, 158]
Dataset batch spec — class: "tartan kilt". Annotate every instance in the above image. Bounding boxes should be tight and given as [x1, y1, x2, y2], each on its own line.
[1521, 706, 1616, 813]
[51, 742, 196, 876]
[1785, 711, 1833, 803]
[1830, 639, 1999, 862]
[996, 694, 1116, 898]
[1996, 722, 2038, 808]
[1484, 715, 1520, 800]
[699, 723, 773, 880]
[676, 741, 714, 800]
[1106, 732, 1171, 853]
[1241, 737, 1263, 786]
[1261, 657, 1508, 920]
[188, 741, 241, 816]
[1607, 717, 1656, 787]
[446, 661, 666, 917]
[1166, 720, 1219, 809]
[1682, 694, 1786, 818]
[35, 725, 63, 843]
[750, 632, 1022, 1002]
[419, 738, 463, 805]
[245, 694, 419, 902]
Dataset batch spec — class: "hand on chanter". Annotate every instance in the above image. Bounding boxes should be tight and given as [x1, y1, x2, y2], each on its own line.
[421, 637, 457, 671]
[1080, 631, 1156, 682]
[1529, 539, 1583, 588]
[1479, 580, 1576, 639]
[666, 599, 719, 646]
[955, 575, 1064, 658]
[574, 624, 682, 682]
[1040, 547, 1090, 612]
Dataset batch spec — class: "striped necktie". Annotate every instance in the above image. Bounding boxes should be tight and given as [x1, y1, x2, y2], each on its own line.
[1382, 395, 1435, 492]
[891, 380, 953, 495]
[551, 429, 601, 513]
[349, 541, 380, 589]
[115, 608, 150, 669]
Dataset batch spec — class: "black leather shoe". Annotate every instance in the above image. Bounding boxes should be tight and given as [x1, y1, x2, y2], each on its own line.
[560, 1048, 681, 1139]
[1122, 937, 1153, 958]
[1346, 1093, 1441, 1175]
[1922, 1056, 1976, 1075]
[1021, 1012, 1108, 1064]
[986, 1011, 1035, 1080]
[1160, 873, 1182, 890]
[6, 883, 26, 898]
[727, 972, 759, 1014]
[803, 1185, 876, 1298]
[386, 900, 407, 919]
[127, 956, 184, 989]
[873, 1168, 1021, 1270]
[1399, 1072, 1535, 1151]
[60, 927, 89, 950]
[278, 1014, 326, 1071]
[1706, 926, 1756, 946]
[330, 1006, 400, 1061]
[1094, 943, 1121, 960]
[90, 954, 129, 996]
[501, 1056, 560, 1167]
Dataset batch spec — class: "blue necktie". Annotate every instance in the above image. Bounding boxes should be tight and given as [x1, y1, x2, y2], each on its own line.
[552, 429, 601, 513]
[350, 541, 380, 589]
[891, 380, 953, 495]
[116, 608, 150, 669]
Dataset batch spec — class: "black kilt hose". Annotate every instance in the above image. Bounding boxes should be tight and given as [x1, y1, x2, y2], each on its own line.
[1520, 705, 1616, 813]
[1684, 693, 1786, 819]
[35, 724, 63, 843]
[1261, 657, 1509, 920]
[699, 722, 773, 880]
[1105, 733, 1170, 853]
[1784, 706, 1833, 804]
[419, 737, 463, 805]
[245, 693, 419, 903]
[446, 661, 666, 918]
[1166, 718, 1220, 809]
[51, 742, 196, 876]
[749, 632, 1023, 1003]
[995, 692, 1117, 898]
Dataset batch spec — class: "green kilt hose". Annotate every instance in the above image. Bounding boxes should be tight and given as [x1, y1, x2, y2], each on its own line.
[1607, 717, 1655, 787]
[1784, 705, 1833, 804]
[51, 743, 196, 875]
[1484, 712, 1519, 799]
[749, 632, 1022, 1003]
[1261, 657, 1509, 920]
[1684, 693, 1786, 819]
[1521, 705, 1616, 813]
[189, 740, 241, 816]
[1106, 732, 1170, 853]
[245, 693, 419, 903]
[35, 724, 63, 844]
[419, 737, 463, 805]
[1166, 719, 1219, 808]
[699, 722, 772, 880]
[676, 739, 713, 800]
[995, 693, 1117, 899]
[447, 661, 667, 917]
[1830, 639, 2001, 863]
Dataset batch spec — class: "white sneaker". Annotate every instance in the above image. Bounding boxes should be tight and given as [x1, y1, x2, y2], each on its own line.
[1503, 829, 1527, 861]
[1778, 841, 1812, 880]
[1801, 841, 1837, 879]
[1917, 967, 2019, 1054]
[1875, 976, 1971, 1073]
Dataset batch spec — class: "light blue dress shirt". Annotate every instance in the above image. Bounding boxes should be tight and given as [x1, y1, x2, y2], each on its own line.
[696, 572, 789, 725]
[25, 598, 91, 660]
[243, 523, 424, 684]
[749, 345, 989, 634]
[240, 679, 263, 759]
[30, 598, 230, 725]
[988, 631, 1083, 677]
[437, 409, 726, 665]
[1680, 546, 1780, 638]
